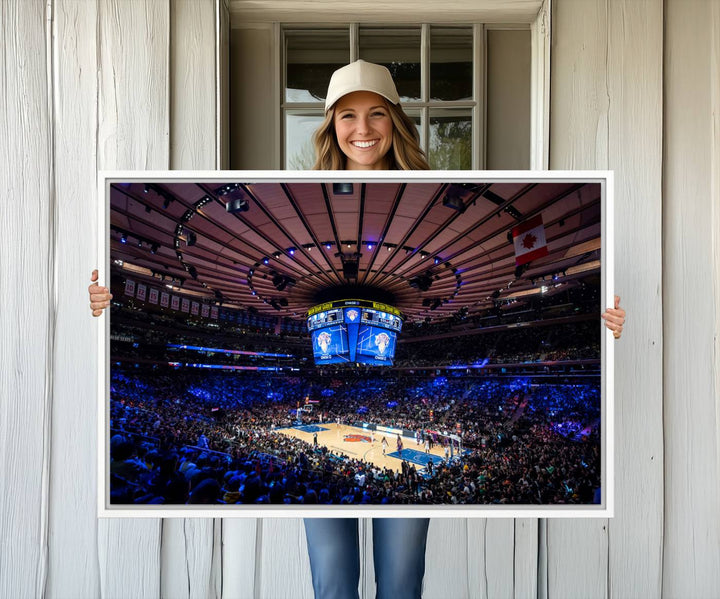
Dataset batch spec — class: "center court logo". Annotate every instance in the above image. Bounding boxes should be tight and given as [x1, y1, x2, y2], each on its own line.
[343, 434, 371, 443]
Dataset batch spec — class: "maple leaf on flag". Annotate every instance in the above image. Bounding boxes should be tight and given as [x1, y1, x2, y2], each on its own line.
[522, 233, 537, 249]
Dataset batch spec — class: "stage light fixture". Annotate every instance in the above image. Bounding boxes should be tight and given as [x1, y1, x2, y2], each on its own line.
[332, 182, 354, 195]
[442, 185, 466, 213]
[226, 198, 249, 213]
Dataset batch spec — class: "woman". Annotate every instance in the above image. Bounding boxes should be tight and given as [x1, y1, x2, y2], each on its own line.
[88, 60, 626, 599]
[303, 60, 432, 599]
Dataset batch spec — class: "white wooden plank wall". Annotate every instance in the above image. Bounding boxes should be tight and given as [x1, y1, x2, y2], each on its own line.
[604, 1, 664, 597]
[0, 1, 53, 598]
[96, 0, 168, 596]
[663, 1, 720, 596]
[549, 1, 664, 598]
[47, 0, 101, 597]
[548, 2, 611, 594]
[164, 2, 223, 598]
[3, 0, 720, 597]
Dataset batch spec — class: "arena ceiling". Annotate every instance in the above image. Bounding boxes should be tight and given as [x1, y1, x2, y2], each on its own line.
[109, 179, 603, 323]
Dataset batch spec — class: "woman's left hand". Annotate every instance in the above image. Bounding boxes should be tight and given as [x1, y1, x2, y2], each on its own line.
[601, 295, 625, 339]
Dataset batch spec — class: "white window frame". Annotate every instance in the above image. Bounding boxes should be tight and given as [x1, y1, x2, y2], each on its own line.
[230, 0, 551, 170]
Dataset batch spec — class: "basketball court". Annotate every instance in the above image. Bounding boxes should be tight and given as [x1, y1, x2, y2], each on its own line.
[275, 422, 451, 473]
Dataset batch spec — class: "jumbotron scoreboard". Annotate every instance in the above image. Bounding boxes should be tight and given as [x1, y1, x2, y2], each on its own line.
[307, 299, 403, 366]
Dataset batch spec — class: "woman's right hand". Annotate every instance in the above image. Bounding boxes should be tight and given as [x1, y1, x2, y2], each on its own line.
[89, 269, 113, 317]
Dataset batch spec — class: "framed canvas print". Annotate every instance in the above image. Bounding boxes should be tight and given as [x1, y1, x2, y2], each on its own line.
[97, 171, 614, 518]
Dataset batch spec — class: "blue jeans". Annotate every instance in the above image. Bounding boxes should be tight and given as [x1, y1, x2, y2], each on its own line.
[304, 518, 430, 599]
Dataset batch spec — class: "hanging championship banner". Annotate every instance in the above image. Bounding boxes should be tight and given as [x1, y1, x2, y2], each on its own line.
[148, 288, 159, 305]
[171, 295, 180, 311]
[160, 291, 169, 308]
[210, 306, 218, 319]
[191, 301, 199, 315]
[124, 279, 136, 297]
[201, 304, 210, 318]
[181, 298, 190, 312]
[136, 283, 147, 302]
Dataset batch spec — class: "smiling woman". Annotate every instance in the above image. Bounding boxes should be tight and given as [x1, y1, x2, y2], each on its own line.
[333, 91, 394, 170]
[311, 60, 430, 171]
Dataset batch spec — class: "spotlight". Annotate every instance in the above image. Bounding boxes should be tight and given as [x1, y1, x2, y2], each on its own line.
[288, 248, 295, 256]
[367, 243, 373, 251]
[342, 259, 359, 280]
[409, 274, 433, 292]
[434, 257, 440, 265]
[325, 242, 332, 250]
[263, 257, 269, 265]
[150, 244, 159, 254]
[120, 234, 127, 244]
[226, 198, 249, 213]
[332, 183, 354, 195]
[442, 185, 466, 213]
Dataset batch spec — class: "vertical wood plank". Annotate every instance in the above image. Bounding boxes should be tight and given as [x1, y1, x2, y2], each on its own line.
[218, 0, 230, 169]
[550, 1, 665, 597]
[162, 2, 221, 598]
[606, 1, 664, 597]
[548, 1, 610, 595]
[96, 1, 170, 596]
[222, 520, 258, 599]
[513, 519, 538, 599]
[47, 0, 102, 596]
[257, 519, 314, 599]
[0, 1, 52, 598]
[170, 0, 217, 170]
[422, 519, 471, 599]
[663, 1, 720, 595]
[464, 519, 516, 599]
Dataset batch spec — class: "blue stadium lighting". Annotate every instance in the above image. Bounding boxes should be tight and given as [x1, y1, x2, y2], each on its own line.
[367, 243, 373, 250]
[325, 243, 332, 250]
[288, 248, 295, 256]
[263, 257, 269, 264]
[177, 363, 280, 371]
[167, 343, 294, 358]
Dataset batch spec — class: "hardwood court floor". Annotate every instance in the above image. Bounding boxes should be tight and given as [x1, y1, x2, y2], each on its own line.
[276, 422, 449, 473]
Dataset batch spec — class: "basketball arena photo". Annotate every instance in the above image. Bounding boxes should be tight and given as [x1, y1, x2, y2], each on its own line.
[103, 175, 608, 510]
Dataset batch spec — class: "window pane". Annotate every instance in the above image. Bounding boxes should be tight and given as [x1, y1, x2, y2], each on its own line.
[430, 27, 473, 101]
[285, 112, 324, 169]
[359, 28, 421, 102]
[286, 30, 349, 103]
[429, 109, 472, 170]
[402, 109, 423, 148]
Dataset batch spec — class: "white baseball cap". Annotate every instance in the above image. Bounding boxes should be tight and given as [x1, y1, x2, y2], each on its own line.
[324, 60, 400, 112]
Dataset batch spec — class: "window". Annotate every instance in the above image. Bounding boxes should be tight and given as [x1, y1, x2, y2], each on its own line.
[283, 25, 478, 170]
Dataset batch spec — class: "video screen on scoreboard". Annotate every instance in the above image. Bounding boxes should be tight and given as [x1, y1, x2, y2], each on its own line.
[311, 325, 350, 364]
[355, 324, 398, 365]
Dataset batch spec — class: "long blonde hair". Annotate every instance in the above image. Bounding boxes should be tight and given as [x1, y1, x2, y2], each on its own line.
[312, 100, 430, 171]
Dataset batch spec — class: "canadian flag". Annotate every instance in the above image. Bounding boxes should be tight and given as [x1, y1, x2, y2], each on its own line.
[512, 214, 548, 266]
